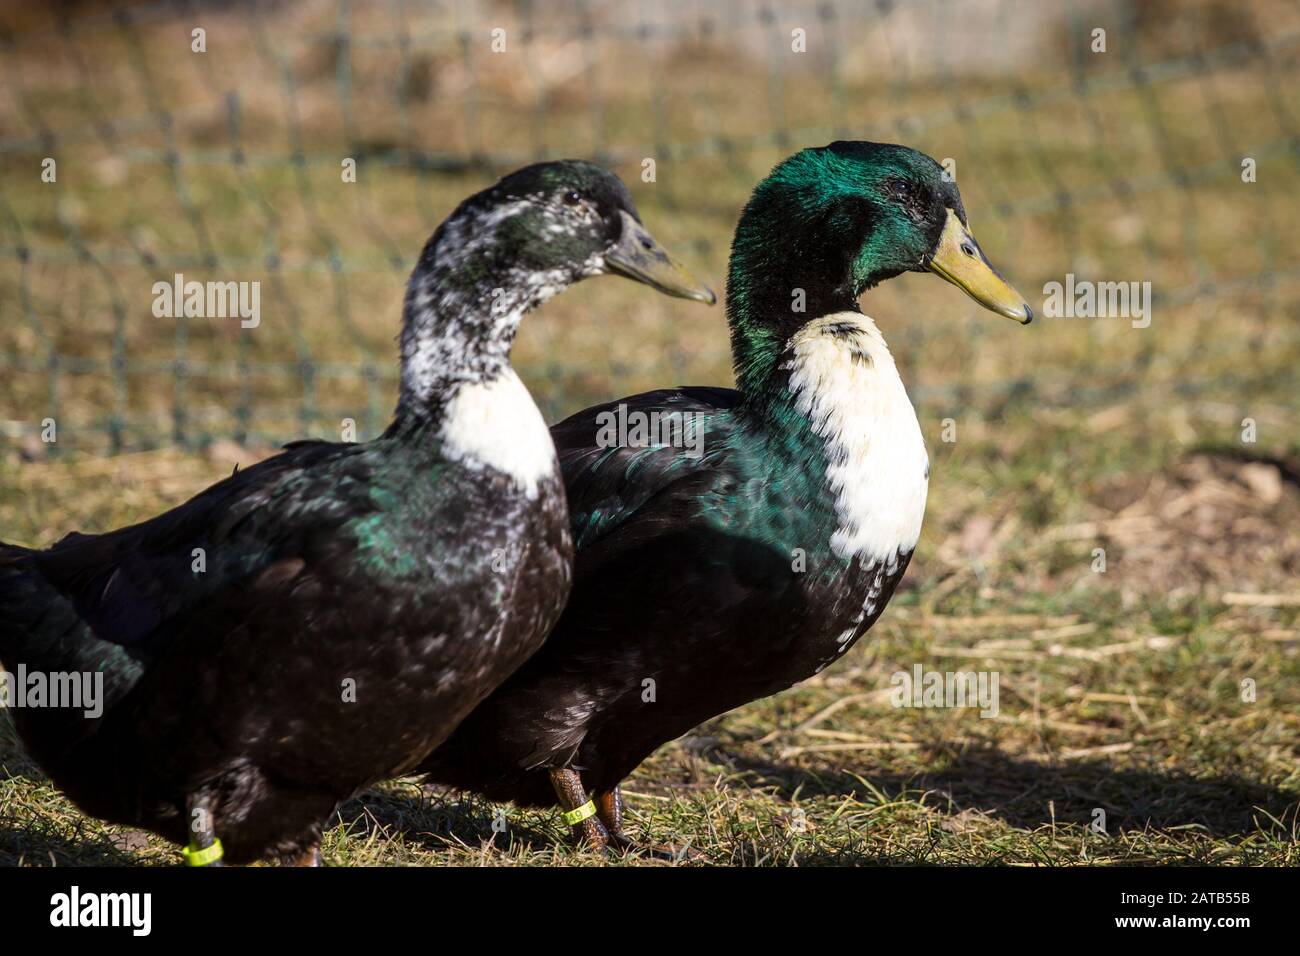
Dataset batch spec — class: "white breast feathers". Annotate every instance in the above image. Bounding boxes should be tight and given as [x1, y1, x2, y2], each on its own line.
[783, 311, 929, 564]
[440, 369, 557, 498]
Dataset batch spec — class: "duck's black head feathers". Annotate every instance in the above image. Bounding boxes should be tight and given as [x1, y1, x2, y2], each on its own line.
[427, 160, 638, 282]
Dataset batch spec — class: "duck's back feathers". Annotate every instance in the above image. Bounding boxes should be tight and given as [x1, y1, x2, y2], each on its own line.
[12, 440, 373, 663]
[553, 386, 741, 550]
[0, 440, 383, 775]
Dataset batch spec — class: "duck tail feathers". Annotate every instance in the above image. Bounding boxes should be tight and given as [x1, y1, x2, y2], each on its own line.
[0, 539, 39, 665]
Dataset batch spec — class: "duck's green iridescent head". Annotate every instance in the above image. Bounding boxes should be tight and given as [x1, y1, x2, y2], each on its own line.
[726, 141, 1029, 388]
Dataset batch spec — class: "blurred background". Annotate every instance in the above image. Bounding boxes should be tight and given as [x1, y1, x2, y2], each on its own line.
[1, 0, 1298, 864]
[1, 0, 1296, 452]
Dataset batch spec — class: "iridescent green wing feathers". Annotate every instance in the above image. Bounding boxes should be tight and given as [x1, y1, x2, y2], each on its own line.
[552, 387, 741, 550]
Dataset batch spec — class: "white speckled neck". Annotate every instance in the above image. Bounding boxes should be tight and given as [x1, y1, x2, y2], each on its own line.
[396, 199, 583, 414]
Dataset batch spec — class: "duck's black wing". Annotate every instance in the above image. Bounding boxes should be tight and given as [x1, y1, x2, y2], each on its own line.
[552, 386, 742, 553]
[551, 383, 806, 680]
[0, 439, 376, 705]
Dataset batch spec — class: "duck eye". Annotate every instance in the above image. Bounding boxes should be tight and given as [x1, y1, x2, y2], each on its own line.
[884, 177, 930, 221]
[562, 190, 583, 206]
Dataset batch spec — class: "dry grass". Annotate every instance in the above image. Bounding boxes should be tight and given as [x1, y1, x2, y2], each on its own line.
[4, 435, 1297, 866]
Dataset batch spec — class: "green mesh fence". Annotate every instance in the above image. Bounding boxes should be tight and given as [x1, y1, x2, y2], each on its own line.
[0, 0, 1297, 456]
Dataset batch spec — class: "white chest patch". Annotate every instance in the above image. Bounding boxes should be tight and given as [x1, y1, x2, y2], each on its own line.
[783, 311, 929, 563]
[440, 369, 557, 498]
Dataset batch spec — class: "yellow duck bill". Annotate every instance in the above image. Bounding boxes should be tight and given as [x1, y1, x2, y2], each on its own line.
[926, 209, 1032, 323]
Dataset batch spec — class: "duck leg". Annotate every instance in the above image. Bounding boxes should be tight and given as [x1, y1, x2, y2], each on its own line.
[181, 792, 225, 867]
[595, 786, 633, 849]
[595, 784, 703, 861]
[548, 767, 608, 850]
[288, 842, 321, 867]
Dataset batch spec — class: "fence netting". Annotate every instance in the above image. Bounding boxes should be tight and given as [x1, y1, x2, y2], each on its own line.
[1, 0, 1297, 455]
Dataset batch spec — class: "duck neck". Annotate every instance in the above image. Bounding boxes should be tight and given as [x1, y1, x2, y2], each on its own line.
[723, 203, 930, 562]
[395, 208, 572, 422]
[725, 207, 862, 403]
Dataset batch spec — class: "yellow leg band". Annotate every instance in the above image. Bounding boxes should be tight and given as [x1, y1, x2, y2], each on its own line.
[561, 800, 597, 827]
[182, 838, 224, 867]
